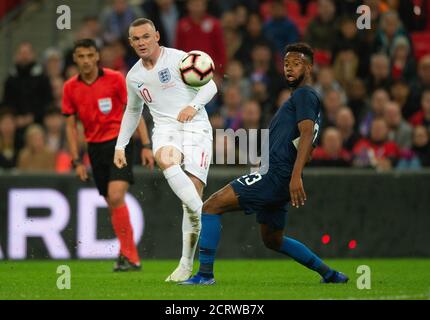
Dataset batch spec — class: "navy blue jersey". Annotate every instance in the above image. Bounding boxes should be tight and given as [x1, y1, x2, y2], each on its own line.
[261, 85, 322, 180]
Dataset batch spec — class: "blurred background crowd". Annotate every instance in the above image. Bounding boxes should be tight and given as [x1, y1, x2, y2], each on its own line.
[1, 0, 430, 173]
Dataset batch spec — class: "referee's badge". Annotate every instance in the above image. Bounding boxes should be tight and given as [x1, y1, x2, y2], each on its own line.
[158, 68, 171, 83]
[98, 98, 112, 114]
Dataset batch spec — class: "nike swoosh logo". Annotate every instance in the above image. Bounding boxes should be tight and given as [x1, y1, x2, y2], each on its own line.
[137, 83, 144, 88]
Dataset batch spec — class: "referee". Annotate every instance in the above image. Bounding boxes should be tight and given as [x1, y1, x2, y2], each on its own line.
[62, 39, 154, 271]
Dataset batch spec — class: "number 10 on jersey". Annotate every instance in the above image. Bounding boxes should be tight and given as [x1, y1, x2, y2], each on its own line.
[140, 88, 152, 104]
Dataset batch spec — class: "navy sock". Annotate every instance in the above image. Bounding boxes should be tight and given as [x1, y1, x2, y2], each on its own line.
[197, 213, 221, 278]
[278, 236, 333, 279]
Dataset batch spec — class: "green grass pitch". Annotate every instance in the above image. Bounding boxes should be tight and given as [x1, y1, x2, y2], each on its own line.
[0, 259, 429, 300]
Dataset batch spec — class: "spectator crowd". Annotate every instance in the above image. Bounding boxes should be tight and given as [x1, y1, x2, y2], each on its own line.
[1, 0, 430, 173]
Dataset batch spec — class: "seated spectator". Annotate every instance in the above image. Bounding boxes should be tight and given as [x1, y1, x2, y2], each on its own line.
[223, 60, 251, 101]
[234, 13, 273, 63]
[403, 55, 430, 118]
[384, 101, 413, 149]
[353, 118, 400, 171]
[2, 42, 53, 126]
[100, 0, 143, 44]
[333, 16, 371, 79]
[313, 65, 346, 101]
[63, 15, 104, 70]
[99, 42, 128, 76]
[411, 125, 430, 167]
[43, 108, 66, 153]
[50, 76, 64, 110]
[374, 11, 409, 57]
[304, 0, 338, 51]
[221, 10, 238, 32]
[311, 127, 352, 167]
[0, 109, 23, 170]
[239, 100, 262, 166]
[389, 80, 410, 112]
[241, 100, 262, 130]
[220, 85, 243, 130]
[322, 88, 344, 128]
[335, 107, 360, 151]
[345, 78, 368, 124]
[142, 0, 180, 47]
[209, 112, 225, 131]
[365, 53, 392, 94]
[359, 88, 390, 137]
[250, 77, 276, 126]
[262, 0, 299, 58]
[247, 43, 285, 100]
[43, 48, 64, 80]
[175, 0, 226, 75]
[224, 28, 243, 63]
[396, 124, 430, 170]
[17, 124, 56, 172]
[332, 46, 359, 88]
[389, 36, 416, 82]
[409, 89, 430, 132]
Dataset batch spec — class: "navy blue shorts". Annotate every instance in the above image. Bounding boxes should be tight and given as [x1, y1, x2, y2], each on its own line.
[230, 172, 290, 230]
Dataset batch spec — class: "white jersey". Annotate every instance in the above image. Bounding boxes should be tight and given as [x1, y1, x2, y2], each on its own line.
[116, 47, 217, 150]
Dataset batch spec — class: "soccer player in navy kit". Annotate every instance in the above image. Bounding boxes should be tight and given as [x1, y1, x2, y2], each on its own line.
[181, 43, 349, 285]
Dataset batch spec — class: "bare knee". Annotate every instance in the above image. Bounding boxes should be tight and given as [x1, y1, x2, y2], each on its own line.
[156, 147, 182, 170]
[107, 188, 125, 209]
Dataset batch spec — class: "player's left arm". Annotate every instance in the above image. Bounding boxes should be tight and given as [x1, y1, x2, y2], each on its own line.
[290, 119, 315, 208]
[136, 117, 154, 170]
[177, 79, 218, 122]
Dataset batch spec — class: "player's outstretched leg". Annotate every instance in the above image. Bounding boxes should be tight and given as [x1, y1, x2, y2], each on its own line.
[179, 184, 240, 285]
[166, 196, 202, 281]
[158, 146, 203, 214]
[107, 181, 141, 272]
[157, 146, 204, 282]
[260, 225, 348, 283]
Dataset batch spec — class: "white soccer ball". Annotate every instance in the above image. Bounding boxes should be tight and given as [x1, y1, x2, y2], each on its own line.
[179, 50, 215, 87]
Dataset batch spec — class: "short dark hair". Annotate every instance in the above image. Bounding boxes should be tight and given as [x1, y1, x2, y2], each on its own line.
[129, 18, 156, 31]
[73, 39, 99, 53]
[285, 42, 314, 64]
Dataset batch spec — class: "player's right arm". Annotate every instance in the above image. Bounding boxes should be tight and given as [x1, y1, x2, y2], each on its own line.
[114, 76, 144, 168]
[65, 115, 88, 181]
[62, 81, 88, 181]
[177, 79, 218, 122]
[290, 89, 320, 208]
[290, 119, 314, 208]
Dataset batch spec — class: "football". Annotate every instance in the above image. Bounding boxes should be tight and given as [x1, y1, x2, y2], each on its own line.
[179, 50, 215, 87]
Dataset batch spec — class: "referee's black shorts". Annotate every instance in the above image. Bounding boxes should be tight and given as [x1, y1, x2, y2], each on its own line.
[87, 138, 134, 197]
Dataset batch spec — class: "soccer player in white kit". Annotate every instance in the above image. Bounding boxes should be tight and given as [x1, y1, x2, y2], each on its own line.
[114, 18, 217, 282]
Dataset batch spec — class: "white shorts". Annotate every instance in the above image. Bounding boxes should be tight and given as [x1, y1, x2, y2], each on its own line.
[152, 126, 213, 185]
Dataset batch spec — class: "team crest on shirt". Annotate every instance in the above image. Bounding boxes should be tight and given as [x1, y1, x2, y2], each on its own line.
[158, 68, 171, 83]
[98, 98, 112, 114]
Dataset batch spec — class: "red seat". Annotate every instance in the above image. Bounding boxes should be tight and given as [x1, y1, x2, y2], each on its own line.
[260, 0, 318, 21]
[313, 49, 332, 66]
[411, 32, 430, 60]
[289, 15, 311, 37]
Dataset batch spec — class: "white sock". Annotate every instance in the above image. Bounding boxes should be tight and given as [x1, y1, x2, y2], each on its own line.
[181, 204, 201, 267]
[163, 165, 203, 213]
